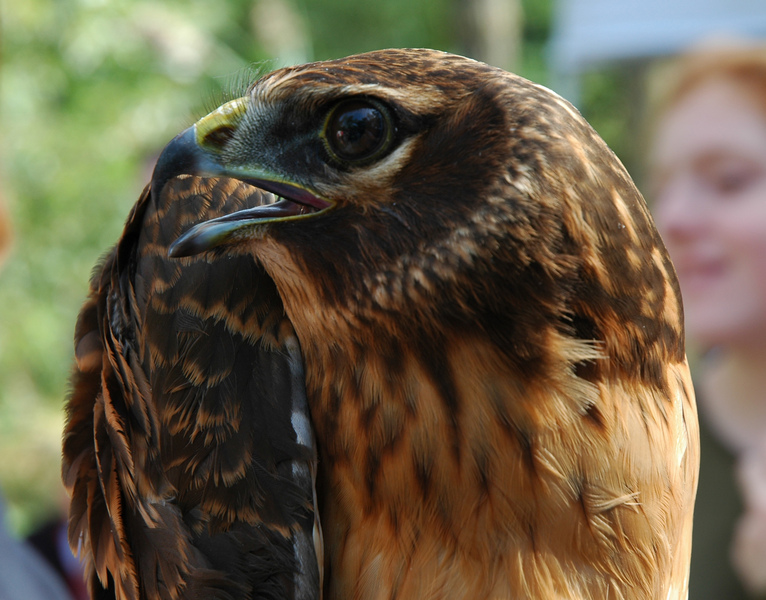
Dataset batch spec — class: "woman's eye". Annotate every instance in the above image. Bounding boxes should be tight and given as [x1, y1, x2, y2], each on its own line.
[707, 164, 760, 196]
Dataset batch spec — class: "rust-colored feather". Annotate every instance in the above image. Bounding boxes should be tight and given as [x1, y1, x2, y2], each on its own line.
[62, 177, 321, 599]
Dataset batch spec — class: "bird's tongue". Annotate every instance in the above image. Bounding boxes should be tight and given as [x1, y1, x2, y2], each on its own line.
[246, 178, 331, 211]
[219, 197, 316, 220]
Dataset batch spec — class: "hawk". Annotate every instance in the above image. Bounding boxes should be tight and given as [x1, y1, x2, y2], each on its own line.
[62, 49, 699, 599]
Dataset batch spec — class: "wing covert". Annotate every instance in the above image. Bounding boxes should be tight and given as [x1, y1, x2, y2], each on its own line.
[62, 177, 321, 600]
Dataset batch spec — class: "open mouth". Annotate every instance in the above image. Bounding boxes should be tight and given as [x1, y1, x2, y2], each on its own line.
[258, 197, 321, 217]
[241, 177, 333, 217]
[150, 124, 335, 257]
[168, 177, 333, 258]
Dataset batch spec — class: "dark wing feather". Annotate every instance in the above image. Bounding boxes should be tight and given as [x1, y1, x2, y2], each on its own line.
[62, 176, 321, 600]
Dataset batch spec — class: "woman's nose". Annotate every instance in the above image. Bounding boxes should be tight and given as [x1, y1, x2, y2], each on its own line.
[654, 174, 709, 242]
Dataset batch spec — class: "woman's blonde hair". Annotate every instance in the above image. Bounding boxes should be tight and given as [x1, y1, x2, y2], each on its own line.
[647, 40, 766, 128]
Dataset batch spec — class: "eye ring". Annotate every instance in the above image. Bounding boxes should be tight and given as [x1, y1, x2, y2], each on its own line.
[322, 98, 394, 165]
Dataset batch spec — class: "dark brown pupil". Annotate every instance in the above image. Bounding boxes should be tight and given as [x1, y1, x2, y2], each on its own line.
[328, 101, 385, 160]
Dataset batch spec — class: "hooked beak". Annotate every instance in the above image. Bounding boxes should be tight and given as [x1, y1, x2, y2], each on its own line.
[148, 98, 333, 258]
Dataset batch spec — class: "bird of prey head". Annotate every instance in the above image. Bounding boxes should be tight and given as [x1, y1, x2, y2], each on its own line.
[64, 49, 698, 600]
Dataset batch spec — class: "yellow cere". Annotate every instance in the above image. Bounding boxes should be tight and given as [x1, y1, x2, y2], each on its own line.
[194, 97, 249, 149]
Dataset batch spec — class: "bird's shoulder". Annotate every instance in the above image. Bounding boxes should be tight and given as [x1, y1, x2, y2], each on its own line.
[62, 177, 321, 599]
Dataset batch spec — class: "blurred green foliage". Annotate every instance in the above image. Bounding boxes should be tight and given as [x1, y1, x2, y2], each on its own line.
[1, 0, 266, 534]
[1, 0, 634, 536]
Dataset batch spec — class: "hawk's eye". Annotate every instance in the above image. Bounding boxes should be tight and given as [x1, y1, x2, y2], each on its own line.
[323, 99, 393, 164]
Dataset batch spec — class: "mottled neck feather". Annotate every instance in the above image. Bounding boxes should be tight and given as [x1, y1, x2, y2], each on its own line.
[250, 177, 691, 598]
[253, 230, 603, 456]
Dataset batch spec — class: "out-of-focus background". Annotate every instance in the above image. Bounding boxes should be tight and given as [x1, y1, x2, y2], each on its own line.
[3, 0, 766, 596]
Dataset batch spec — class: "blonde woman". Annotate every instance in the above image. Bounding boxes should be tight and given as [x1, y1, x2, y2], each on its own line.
[649, 43, 766, 598]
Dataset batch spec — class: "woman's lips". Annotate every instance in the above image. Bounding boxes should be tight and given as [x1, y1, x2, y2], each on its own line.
[675, 259, 727, 292]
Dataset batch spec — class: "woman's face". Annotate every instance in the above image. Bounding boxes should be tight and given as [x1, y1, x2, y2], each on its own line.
[651, 77, 766, 349]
